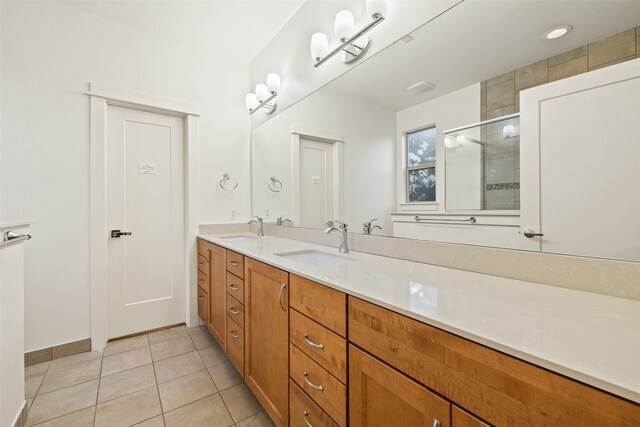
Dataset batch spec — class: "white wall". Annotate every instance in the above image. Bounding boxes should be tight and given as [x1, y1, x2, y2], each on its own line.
[0, 1, 250, 351]
[252, 88, 396, 233]
[249, 0, 460, 129]
[395, 83, 481, 211]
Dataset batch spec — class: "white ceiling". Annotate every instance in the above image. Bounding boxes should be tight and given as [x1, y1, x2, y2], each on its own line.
[58, 0, 306, 64]
[327, 1, 640, 112]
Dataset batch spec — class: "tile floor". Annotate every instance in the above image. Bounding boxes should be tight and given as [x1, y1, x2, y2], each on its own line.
[24, 325, 275, 427]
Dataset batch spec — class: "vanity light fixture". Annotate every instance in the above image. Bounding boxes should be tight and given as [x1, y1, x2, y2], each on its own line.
[245, 73, 280, 114]
[543, 25, 573, 39]
[310, 0, 387, 67]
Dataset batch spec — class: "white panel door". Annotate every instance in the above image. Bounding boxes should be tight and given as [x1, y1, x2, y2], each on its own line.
[520, 59, 640, 261]
[107, 106, 185, 338]
[299, 138, 334, 228]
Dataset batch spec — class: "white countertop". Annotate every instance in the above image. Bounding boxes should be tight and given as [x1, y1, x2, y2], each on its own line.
[200, 233, 640, 404]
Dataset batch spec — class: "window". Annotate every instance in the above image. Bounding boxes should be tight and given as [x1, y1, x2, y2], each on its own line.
[406, 126, 436, 202]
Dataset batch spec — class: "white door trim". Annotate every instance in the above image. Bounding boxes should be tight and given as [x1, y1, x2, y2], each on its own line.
[290, 126, 344, 225]
[89, 83, 200, 351]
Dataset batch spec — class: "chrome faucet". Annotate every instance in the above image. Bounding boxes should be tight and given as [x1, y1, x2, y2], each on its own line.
[363, 218, 382, 235]
[248, 216, 264, 237]
[325, 220, 349, 253]
[276, 216, 293, 226]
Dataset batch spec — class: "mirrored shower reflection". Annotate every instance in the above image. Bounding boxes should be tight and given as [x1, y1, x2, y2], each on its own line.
[445, 115, 520, 210]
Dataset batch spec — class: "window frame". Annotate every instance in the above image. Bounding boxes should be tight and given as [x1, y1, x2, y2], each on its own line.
[405, 125, 437, 203]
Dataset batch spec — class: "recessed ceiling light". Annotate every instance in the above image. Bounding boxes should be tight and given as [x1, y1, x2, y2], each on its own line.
[406, 81, 435, 93]
[543, 25, 573, 40]
[401, 34, 414, 43]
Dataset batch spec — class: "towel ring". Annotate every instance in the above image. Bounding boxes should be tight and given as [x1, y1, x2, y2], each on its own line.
[268, 176, 283, 193]
[219, 173, 238, 191]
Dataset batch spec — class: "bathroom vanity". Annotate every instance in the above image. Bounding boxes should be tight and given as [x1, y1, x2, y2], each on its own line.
[197, 234, 640, 426]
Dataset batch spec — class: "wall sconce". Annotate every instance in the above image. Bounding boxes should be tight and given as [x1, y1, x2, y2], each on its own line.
[246, 73, 280, 114]
[310, 0, 387, 68]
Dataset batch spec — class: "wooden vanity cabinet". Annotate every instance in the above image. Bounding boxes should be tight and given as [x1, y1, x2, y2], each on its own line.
[206, 242, 227, 351]
[245, 258, 290, 427]
[348, 296, 640, 426]
[349, 344, 450, 427]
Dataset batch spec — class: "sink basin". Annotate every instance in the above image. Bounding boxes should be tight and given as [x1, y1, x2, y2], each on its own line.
[217, 235, 259, 242]
[274, 250, 356, 268]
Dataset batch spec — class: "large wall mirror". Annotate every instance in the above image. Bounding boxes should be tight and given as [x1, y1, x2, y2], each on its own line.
[251, 0, 640, 262]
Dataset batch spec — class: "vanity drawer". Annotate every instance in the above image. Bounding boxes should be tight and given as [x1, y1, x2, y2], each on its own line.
[348, 296, 640, 426]
[290, 309, 347, 384]
[197, 269, 209, 293]
[290, 343, 347, 427]
[197, 286, 209, 325]
[290, 379, 339, 427]
[226, 272, 244, 303]
[198, 254, 208, 275]
[226, 317, 244, 378]
[197, 238, 209, 257]
[452, 406, 490, 427]
[290, 274, 346, 337]
[226, 293, 244, 329]
[226, 250, 244, 278]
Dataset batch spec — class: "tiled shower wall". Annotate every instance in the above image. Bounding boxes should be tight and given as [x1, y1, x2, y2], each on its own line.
[480, 26, 640, 209]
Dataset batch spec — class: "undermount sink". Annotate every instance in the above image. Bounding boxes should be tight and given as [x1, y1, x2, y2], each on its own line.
[274, 250, 357, 267]
[217, 235, 259, 242]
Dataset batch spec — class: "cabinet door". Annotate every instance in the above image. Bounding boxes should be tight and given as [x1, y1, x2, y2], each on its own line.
[207, 243, 226, 351]
[349, 345, 450, 427]
[245, 258, 289, 427]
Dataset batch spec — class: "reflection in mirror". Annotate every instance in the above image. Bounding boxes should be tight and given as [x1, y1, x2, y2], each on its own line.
[444, 115, 520, 211]
[251, 0, 640, 261]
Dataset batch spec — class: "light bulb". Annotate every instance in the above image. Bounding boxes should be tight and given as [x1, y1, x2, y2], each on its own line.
[335, 10, 355, 41]
[444, 136, 457, 148]
[366, 0, 387, 19]
[266, 73, 280, 93]
[245, 93, 258, 111]
[503, 124, 515, 139]
[310, 32, 329, 62]
[255, 84, 269, 102]
[456, 135, 467, 146]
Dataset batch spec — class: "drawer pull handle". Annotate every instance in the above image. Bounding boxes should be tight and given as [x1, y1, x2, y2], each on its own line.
[198, 278, 205, 283]
[229, 330, 239, 339]
[303, 334, 324, 350]
[198, 296, 205, 301]
[303, 371, 324, 391]
[198, 262, 205, 267]
[229, 261, 239, 266]
[229, 284, 239, 292]
[278, 283, 287, 311]
[229, 307, 239, 315]
[432, 420, 441, 427]
[303, 411, 313, 427]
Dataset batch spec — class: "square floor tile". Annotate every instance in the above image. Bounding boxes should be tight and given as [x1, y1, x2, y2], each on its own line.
[163, 394, 233, 427]
[101, 347, 151, 377]
[25, 362, 50, 398]
[220, 384, 263, 423]
[30, 406, 95, 426]
[94, 386, 161, 427]
[26, 379, 98, 426]
[133, 415, 165, 426]
[49, 351, 102, 370]
[154, 351, 204, 384]
[158, 370, 217, 412]
[190, 332, 216, 350]
[150, 336, 195, 362]
[148, 326, 188, 345]
[236, 411, 275, 427]
[187, 325, 207, 336]
[39, 359, 101, 394]
[207, 362, 242, 391]
[198, 345, 226, 368]
[103, 335, 149, 357]
[98, 364, 156, 403]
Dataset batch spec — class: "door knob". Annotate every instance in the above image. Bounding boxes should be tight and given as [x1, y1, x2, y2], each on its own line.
[523, 228, 544, 238]
[111, 230, 132, 238]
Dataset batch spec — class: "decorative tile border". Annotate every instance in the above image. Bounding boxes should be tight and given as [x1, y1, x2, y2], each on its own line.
[486, 182, 520, 190]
